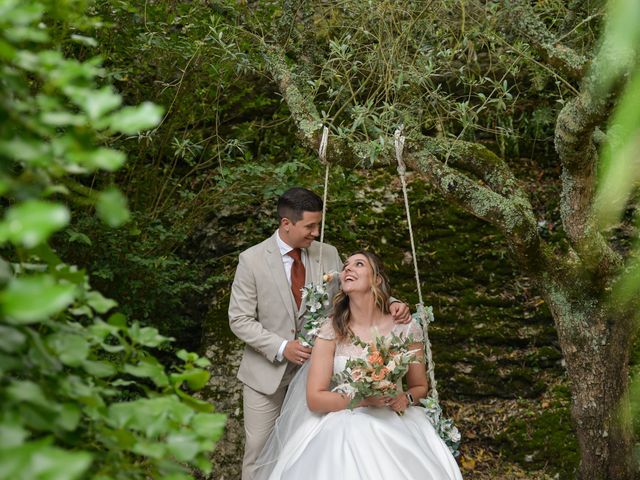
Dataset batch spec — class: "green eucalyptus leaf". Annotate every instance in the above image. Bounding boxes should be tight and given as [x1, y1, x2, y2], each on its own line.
[96, 188, 130, 227]
[108, 102, 162, 134]
[1, 200, 70, 248]
[1, 275, 75, 323]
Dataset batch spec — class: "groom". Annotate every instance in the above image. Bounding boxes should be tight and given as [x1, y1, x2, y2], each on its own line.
[229, 187, 410, 480]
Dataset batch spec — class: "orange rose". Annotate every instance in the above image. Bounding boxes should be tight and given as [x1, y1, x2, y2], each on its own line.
[367, 352, 384, 366]
[371, 367, 389, 381]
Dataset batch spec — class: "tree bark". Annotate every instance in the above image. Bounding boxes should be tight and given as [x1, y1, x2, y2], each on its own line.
[542, 277, 635, 480]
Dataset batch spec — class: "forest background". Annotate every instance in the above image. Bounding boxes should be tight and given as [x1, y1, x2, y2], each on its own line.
[1, 0, 639, 479]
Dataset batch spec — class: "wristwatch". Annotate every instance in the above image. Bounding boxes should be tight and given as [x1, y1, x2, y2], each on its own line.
[405, 392, 414, 406]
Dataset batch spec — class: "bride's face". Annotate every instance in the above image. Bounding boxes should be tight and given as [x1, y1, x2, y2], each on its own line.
[340, 253, 375, 294]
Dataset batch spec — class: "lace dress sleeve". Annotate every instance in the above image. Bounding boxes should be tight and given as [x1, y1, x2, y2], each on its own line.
[394, 318, 424, 343]
[407, 318, 424, 343]
[316, 319, 336, 341]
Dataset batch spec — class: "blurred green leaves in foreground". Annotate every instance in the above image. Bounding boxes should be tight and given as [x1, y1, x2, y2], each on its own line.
[0, 1, 224, 479]
[593, 0, 640, 306]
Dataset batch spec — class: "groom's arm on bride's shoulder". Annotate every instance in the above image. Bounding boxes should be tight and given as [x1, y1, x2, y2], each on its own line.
[389, 298, 411, 324]
[306, 338, 350, 413]
[228, 252, 286, 362]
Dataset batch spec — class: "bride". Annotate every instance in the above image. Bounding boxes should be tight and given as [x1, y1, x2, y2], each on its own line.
[254, 251, 463, 480]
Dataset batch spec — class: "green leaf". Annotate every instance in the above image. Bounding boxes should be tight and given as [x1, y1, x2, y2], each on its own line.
[129, 322, 170, 347]
[194, 357, 211, 368]
[123, 358, 169, 387]
[172, 368, 210, 391]
[0, 137, 49, 165]
[66, 229, 92, 246]
[6, 380, 49, 408]
[0, 442, 92, 480]
[0, 325, 26, 352]
[75, 86, 122, 120]
[68, 148, 126, 172]
[46, 332, 90, 366]
[96, 188, 130, 227]
[108, 102, 163, 134]
[0, 423, 29, 448]
[71, 34, 98, 47]
[82, 359, 116, 377]
[0, 200, 70, 248]
[86, 290, 118, 314]
[55, 403, 81, 431]
[165, 433, 200, 461]
[191, 412, 226, 440]
[108, 396, 194, 436]
[1, 275, 75, 323]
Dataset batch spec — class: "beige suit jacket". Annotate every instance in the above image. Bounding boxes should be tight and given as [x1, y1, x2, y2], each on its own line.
[229, 232, 343, 395]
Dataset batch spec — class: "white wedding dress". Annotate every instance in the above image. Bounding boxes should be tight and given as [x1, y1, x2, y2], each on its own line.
[254, 320, 463, 480]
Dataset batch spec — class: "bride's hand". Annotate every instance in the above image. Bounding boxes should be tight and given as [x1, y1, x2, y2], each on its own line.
[361, 395, 391, 408]
[387, 393, 410, 414]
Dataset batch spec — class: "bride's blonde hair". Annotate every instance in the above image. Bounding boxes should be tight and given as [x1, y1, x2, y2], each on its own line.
[332, 250, 391, 340]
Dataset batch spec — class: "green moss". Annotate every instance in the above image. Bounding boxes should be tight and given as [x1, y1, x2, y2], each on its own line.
[496, 407, 579, 479]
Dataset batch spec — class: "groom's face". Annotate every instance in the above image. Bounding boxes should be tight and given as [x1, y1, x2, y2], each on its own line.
[282, 210, 322, 249]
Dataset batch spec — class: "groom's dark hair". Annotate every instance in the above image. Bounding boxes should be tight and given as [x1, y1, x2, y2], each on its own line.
[277, 187, 323, 224]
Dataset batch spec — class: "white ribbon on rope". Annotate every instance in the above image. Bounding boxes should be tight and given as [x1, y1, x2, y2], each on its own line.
[394, 126, 439, 402]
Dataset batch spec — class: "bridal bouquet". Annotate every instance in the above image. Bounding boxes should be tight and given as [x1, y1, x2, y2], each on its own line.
[298, 271, 337, 347]
[331, 332, 419, 408]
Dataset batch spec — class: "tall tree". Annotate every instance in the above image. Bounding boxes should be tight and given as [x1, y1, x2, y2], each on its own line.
[214, 0, 640, 478]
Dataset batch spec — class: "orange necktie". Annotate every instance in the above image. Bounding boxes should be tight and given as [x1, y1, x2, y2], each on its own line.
[287, 248, 305, 309]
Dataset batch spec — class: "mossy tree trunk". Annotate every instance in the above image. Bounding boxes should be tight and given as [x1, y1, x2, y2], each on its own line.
[542, 278, 635, 479]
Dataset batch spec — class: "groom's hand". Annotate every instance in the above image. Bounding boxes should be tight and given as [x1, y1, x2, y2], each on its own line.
[390, 301, 411, 324]
[284, 340, 312, 366]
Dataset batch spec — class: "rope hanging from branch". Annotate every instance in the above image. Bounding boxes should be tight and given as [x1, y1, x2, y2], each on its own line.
[394, 126, 439, 403]
[318, 126, 330, 282]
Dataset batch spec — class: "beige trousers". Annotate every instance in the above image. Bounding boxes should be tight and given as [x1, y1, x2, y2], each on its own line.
[242, 383, 288, 480]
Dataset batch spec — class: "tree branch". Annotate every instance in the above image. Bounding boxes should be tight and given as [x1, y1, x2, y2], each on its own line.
[263, 43, 548, 273]
[554, 45, 626, 275]
[501, 0, 590, 81]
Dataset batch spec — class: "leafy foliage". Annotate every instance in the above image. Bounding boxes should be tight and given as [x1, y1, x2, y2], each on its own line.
[0, 1, 224, 478]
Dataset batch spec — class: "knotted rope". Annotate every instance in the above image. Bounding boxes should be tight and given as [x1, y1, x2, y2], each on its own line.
[394, 126, 439, 402]
[318, 126, 330, 282]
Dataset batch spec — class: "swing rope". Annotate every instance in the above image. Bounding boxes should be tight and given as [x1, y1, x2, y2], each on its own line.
[394, 127, 439, 403]
[318, 126, 330, 282]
